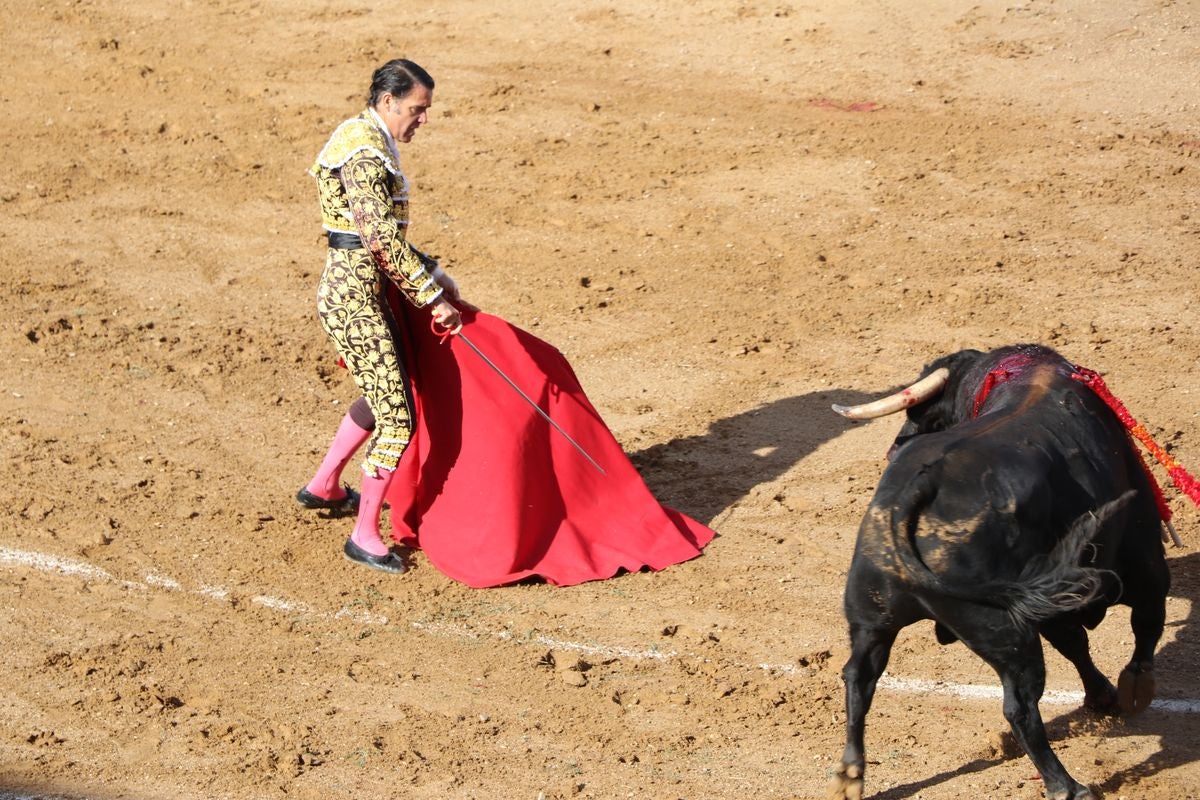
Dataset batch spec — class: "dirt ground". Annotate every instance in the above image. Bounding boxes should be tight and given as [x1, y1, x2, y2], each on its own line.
[2, 0, 1199, 798]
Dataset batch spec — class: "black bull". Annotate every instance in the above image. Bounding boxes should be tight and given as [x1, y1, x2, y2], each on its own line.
[828, 345, 1170, 800]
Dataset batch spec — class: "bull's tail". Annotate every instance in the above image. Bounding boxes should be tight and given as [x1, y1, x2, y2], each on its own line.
[999, 491, 1131, 628]
[888, 486, 1131, 629]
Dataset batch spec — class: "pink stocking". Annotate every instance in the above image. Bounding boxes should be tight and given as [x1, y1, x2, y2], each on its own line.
[305, 408, 372, 500]
[350, 467, 395, 556]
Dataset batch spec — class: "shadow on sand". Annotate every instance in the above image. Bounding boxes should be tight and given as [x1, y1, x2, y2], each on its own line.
[629, 388, 879, 526]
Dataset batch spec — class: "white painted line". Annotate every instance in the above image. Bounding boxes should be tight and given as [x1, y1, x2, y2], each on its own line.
[527, 632, 677, 661]
[0, 546, 387, 627]
[411, 620, 677, 661]
[0, 547, 114, 583]
[1147, 698, 1200, 713]
[251, 594, 314, 614]
[144, 572, 182, 590]
[4, 544, 1199, 714]
[877, 675, 1200, 714]
[334, 607, 389, 625]
[197, 584, 230, 600]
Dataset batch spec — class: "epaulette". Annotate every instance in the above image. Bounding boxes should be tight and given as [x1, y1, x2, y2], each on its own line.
[309, 112, 399, 176]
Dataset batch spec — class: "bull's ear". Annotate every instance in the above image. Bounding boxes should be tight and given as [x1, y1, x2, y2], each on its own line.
[918, 349, 986, 426]
[924, 348, 985, 382]
[886, 428, 918, 460]
[901, 396, 951, 435]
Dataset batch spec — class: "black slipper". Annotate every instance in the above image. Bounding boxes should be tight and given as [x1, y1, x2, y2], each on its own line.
[295, 485, 360, 513]
[343, 538, 407, 574]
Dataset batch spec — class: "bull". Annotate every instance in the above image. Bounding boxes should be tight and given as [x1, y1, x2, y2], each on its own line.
[827, 344, 1170, 800]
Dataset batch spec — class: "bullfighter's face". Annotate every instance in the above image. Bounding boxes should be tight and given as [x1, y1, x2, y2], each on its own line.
[377, 84, 433, 143]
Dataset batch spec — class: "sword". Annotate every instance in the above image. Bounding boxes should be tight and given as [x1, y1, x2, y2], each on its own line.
[433, 320, 606, 475]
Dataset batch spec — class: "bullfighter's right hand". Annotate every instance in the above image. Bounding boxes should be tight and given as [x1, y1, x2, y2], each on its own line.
[431, 298, 463, 334]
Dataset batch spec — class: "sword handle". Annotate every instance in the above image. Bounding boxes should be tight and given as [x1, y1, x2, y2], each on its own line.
[431, 317, 456, 344]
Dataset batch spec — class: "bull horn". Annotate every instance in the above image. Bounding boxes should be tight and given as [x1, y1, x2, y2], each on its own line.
[831, 367, 950, 420]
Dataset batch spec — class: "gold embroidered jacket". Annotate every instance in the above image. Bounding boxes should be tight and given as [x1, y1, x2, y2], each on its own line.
[310, 110, 443, 307]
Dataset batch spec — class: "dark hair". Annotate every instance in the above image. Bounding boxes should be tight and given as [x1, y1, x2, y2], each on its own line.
[368, 59, 435, 107]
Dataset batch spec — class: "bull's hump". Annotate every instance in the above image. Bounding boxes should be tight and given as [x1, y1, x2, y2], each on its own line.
[1012, 363, 1057, 409]
[972, 362, 1063, 424]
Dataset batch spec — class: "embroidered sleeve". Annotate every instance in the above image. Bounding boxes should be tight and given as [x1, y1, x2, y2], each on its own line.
[341, 151, 443, 308]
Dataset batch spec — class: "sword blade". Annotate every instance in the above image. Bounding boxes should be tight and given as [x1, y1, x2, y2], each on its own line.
[457, 332, 606, 475]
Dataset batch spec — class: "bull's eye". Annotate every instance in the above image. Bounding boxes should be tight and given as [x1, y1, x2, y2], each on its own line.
[887, 434, 920, 461]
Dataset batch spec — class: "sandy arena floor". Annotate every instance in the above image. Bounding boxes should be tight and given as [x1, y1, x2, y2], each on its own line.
[2, 1, 1199, 798]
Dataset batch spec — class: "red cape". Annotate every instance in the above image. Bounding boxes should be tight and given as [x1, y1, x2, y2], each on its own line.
[384, 291, 714, 587]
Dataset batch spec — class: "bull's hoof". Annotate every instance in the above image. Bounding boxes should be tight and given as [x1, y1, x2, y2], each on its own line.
[827, 762, 864, 800]
[1047, 789, 1097, 800]
[1082, 681, 1120, 715]
[1117, 666, 1155, 715]
[1047, 782, 1097, 800]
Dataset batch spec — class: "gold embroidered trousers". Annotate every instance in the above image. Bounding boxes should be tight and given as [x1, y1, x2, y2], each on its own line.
[317, 245, 414, 476]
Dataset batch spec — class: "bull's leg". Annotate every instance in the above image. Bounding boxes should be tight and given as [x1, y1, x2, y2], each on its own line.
[953, 616, 1094, 800]
[1117, 550, 1169, 715]
[1039, 621, 1117, 713]
[997, 668, 1093, 800]
[1118, 591, 1166, 714]
[829, 622, 898, 800]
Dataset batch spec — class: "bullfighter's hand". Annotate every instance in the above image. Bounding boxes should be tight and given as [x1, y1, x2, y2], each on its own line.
[431, 298, 462, 334]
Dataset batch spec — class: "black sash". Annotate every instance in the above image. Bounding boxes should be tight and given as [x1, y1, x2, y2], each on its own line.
[327, 231, 364, 249]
